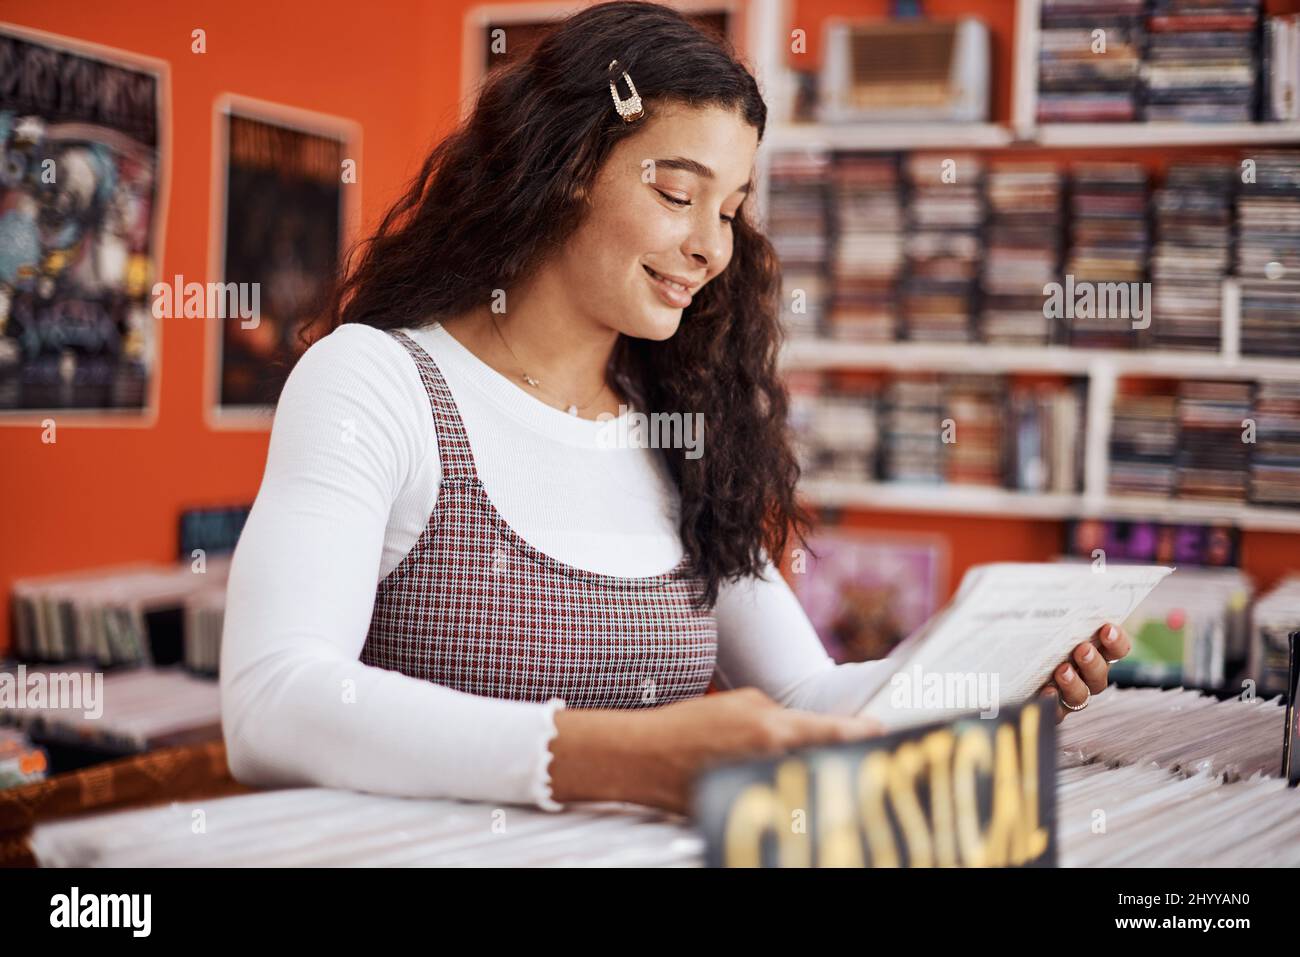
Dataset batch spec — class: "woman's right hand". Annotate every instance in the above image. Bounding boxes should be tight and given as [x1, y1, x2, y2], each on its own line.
[547, 687, 886, 815]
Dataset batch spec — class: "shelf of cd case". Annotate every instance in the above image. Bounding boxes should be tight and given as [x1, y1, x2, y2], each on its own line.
[798, 479, 1300, 532]
[762, 121, 1300, 153]
[780, 340, 1300, 381]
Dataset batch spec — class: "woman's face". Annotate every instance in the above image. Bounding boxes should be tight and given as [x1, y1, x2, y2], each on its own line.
[554, 102, 759, 341]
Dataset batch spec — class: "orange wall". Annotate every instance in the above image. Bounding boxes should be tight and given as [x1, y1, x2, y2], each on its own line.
[2, 0, 1298, 659]
[0, 0, 479, 655]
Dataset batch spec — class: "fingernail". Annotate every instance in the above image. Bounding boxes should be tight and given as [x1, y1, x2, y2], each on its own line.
[1103, 625, 1118, 644]
[1059, 666, 1075, 683]
[1080, 645, 1094, 662]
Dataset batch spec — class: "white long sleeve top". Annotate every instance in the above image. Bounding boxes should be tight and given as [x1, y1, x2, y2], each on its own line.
[219, 321, 892, 810]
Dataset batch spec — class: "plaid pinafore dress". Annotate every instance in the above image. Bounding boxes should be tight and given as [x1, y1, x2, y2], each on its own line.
[359, 330, 718, 708]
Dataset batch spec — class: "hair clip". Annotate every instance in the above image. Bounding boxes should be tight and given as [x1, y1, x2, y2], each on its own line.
[608, 59, 644, 123]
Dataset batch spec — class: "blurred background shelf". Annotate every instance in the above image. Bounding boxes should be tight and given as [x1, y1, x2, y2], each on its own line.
[800, 479, 1300, 531]
[781, 340, 1300, 379]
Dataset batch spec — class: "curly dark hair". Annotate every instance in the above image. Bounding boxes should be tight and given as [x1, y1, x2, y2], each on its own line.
[298, 0, 812, 610]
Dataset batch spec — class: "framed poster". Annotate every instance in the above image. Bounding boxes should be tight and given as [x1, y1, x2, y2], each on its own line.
[0, 23, 169, 425]
[206, 94, 360, 427]
[791, 529, 948, 664]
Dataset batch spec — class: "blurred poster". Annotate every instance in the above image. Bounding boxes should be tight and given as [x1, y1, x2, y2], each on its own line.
[791, 531, 946, 664]
[0, 27, 164, 414]
[215, 105, 348, 411]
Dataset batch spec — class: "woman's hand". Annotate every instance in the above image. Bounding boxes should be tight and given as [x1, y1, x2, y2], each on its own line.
[548, 688, 885, 815]
[1038, 622, 1132, 724]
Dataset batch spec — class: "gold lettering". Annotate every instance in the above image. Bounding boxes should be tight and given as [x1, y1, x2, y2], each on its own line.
[775, 759, 812, 867]
[921, 729, 958, 867]
[985, 724, 1025, 867]
[857, 752, 898, 867]
[1020, 705, 1050, 861]
[953, 728, 992, 867]
[887, 742, 933, 866]
[817, 758, 864, 867]
[723, 784, 782, 867]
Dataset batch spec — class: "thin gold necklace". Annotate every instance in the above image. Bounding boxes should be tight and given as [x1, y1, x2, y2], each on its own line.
[488, 315, 610, 416]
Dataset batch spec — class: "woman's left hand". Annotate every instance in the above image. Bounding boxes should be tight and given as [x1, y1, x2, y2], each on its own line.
[1038, 622, 1132, 724]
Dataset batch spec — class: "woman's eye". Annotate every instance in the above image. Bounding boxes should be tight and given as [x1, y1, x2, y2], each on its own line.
[656, 189, 690, 207]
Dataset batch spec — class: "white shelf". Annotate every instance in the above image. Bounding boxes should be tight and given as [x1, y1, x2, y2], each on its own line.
[799, 480, 1084, 519]
[765, 122, 1015, 152]
[780, 340, 1300, 380]
[799, 480, 1300, 531]
[1035, 122, 1300, 148]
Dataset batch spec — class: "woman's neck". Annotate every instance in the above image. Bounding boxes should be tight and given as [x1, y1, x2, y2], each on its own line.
[438, 289, 626, 420]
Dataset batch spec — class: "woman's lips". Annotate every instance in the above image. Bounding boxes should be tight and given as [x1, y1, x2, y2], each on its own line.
[644, 264, 692, 308]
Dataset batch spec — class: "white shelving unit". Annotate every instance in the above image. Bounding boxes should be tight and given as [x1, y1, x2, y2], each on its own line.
[751, 0, 1300, 529]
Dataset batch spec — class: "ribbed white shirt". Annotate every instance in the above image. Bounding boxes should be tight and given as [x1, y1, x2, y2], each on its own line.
[219, 321, 892, 810]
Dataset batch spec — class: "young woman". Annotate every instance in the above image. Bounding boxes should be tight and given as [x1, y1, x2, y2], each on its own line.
[219, 1, 1131, 816]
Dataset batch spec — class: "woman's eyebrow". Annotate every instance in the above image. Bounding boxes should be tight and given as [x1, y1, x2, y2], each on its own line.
[653, 156, 752, 195]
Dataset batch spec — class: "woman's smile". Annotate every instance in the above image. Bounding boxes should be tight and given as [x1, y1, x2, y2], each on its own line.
[643, 263, 693, 308]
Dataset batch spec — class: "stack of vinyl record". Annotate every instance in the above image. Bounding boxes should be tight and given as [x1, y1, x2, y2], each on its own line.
[9, 558, 231, 669]
[183, 584, 227, 676]
[1250, 378, 1300, 507]
[1175, 379, 1254, 502]
[0, 663, 222, 753]
[1236, 151, 1300, 357]
[768, 150, 831, 340]
[1109, 390, 1180, 496]
[1037, 0, 1146, 123]
[881, 376, 945, 484]
[980, 162, 1065, 345]
[900, 154, 985, 343]
[1149, 161, 1234, 351]
[1142, 0, 1261, 122]
[1249, 574, 1300, 695]
[1064, 162, 1150, 348]
[942, 374, 1005, 486]
[827, 153, 904, 341]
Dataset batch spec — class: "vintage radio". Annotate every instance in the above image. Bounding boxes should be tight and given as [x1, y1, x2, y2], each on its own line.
[819, 18, 991, 124]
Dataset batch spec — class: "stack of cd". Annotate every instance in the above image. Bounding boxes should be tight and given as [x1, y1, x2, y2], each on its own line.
[942, 375, 1005, 487]
[1142, 0, 1261, 122]
[1250, 378, 1300, 507]
[980, 162, 1065, 345]
[1037, 0, 1145, 123]
[881, 376, 945, 484]
[1236, 151, 1300, 357]
[1064, 162, 1150, 348]
[1008, 382, 1087, 492]
[1149, 162, 1235, 351]
[900, 154, 985, 343]
[827, 153, 904, 341]
[1109, 390, 1180, 497]
[787, 374, 880, 484]
[768, 150, 831, 340]
[1175, 379, 1254, 502]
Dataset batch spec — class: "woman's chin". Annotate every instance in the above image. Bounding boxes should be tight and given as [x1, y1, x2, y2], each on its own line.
[626, 306, 684, 341]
